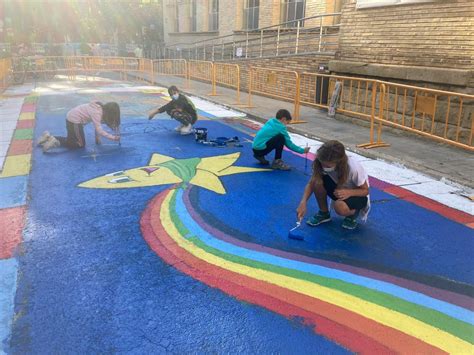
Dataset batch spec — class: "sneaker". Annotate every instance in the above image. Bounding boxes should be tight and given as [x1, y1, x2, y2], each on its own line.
[342, 215, 358, 230]
[253, 155, 269, 166]
[271, 159, 291, 170]
[174, 124, 185, 132]
[307, 211, 331, 226]
[37, 131, 51, 146]
[180, 124, 193, 135]
[42, 136, 60, 152]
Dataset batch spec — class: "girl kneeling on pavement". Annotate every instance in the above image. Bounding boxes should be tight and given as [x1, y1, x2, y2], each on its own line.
[297, 140, 370, 230]
[39, 102, 121, 152]
[252, 109, 310, 170]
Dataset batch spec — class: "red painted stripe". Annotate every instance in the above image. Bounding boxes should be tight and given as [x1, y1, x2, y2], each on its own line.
[141, 190, 445, 355]
[16, 119, 35, 129]
[0, 206, 26, 259]
[7, 140, 33, 156]
[21, 103, 36, 112]
[384, 185, 474, 225]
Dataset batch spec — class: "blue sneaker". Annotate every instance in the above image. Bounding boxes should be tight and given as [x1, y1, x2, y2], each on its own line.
[342, 216, 358, 230]
[307, 211, 331, 226]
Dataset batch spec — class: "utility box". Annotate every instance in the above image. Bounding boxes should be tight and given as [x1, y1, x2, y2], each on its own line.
[315, 64, 330, 105]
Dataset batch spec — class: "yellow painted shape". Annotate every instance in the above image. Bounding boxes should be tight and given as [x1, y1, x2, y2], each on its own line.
[190, 170, 226, 195]
[0, 154, 31, 177]
[159, 191, 472, 354]
[218, 166, 271, 177]
[19, 112, 35, 120]
[78, 166, 182, 189]
[198, 153, 240, 174]
[140, 89, 167, 94]
[149, 153, 174, 165]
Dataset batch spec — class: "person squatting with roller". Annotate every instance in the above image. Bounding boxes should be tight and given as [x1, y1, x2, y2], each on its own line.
[38, 102, 121, 152]
[296, 140, 370, 230]
[148, 85, 197, 135]
[252, 109, 310, 170]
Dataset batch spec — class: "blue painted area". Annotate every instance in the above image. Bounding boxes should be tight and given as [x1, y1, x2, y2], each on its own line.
[10, 105, 350, 353]
[197, 164, 474, 286]
[0, 175, 28, 209]
[174, 189, 474, 324]
[0, 258, 18, 354]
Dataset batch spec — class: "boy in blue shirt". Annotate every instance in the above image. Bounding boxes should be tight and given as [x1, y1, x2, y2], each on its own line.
[252, 109, 310, 170]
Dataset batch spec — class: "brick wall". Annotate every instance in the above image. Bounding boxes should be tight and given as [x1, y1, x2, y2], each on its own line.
[337, 0, 474, 70]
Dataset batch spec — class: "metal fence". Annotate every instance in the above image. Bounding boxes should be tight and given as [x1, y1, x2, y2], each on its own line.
[159, 13, 341, 61]
[3, 55, 473, 150]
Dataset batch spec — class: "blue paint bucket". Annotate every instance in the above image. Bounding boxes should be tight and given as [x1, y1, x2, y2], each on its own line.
[194, 127, 207, 142]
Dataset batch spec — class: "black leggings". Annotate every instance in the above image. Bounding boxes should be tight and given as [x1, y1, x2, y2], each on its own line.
[167, 109, 195, 125]
[55, 120, 85, 149]
[252, 134, 285, 160]
[322, 174, 368, 210]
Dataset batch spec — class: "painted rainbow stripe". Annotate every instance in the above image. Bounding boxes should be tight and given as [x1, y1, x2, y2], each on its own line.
[140, 187, 474, 354]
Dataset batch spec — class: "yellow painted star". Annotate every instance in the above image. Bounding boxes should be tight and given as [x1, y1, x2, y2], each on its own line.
[78, 152, 270, 194]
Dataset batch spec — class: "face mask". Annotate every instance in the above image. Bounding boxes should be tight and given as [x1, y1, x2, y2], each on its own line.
[171, 94, 179, 100]
[322, 166, 336, 173]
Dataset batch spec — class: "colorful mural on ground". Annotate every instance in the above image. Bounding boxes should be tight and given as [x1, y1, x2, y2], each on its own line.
[1, 79, 473, 353]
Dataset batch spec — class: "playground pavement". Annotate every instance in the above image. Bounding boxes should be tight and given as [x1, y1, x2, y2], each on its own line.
[0, 76, 473, 353]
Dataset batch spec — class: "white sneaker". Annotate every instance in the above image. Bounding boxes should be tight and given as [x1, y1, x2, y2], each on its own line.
[42, 136, 60, 152]
[180, 124, 193, 135]
[174, 124, 185, 132]
[37, 131, 51, 146]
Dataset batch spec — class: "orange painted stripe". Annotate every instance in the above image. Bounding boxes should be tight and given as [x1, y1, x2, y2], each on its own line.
[0, 206, 26, 259]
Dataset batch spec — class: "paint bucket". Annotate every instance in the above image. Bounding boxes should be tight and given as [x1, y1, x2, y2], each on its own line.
[194, 127, 208, 142]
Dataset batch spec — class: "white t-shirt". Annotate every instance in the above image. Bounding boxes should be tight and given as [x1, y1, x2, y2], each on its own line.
[325, 156, 368, 188]
[325, 156, 371, 221]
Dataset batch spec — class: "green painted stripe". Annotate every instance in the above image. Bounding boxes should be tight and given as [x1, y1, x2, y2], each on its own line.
[161, 158, 200, 183]
[23, 96, 37, 104]
[14, 129, 33, 140]
[168, 191, 474, 343]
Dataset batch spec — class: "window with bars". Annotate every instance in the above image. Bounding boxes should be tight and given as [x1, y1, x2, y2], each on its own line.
[356, 0, 435, 9]
[190, 0, 198, 31]
[280, 0, 305, 27]
[243, 0, 259, 30]
[209, 0, 219, 31]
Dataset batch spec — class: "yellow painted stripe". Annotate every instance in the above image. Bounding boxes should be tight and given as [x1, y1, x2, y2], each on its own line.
[0, 154, 31, 177]
[158, 191, 472, 354]
[19, 112, 35, 120]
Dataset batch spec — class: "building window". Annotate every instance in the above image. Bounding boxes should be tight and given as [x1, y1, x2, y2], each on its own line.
[209, 0, 219, 31]
[281, 0, 305, 26]
[243, 0, 259, 30]
[190, 0, 197, 32]
[356, 0, 434, 9]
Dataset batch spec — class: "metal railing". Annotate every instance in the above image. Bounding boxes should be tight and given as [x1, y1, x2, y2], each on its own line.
[3, 55, 472, 151]
[159, 13, 341, 61]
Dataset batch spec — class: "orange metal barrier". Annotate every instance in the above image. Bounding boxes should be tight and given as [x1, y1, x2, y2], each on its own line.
[299, 72, 377, 120]
[299, 72, 473, 151]
[1, 58, 12, 91]
[187, 60, 214, 89]
[213, 63, 241, 103]
[152, 59, 187, 85]
[374, 81, 473, 150]
[248, 67, 302, 122]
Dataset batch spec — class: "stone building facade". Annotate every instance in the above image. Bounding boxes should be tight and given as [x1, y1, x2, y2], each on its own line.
[331, 0, 473, 91]
[162, 0, 342, 45]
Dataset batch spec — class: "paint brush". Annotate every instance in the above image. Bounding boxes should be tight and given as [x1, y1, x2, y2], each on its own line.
[288, 219, 304, 240]
[304, 143, 309, 175]
[116, 127, 121, 147]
